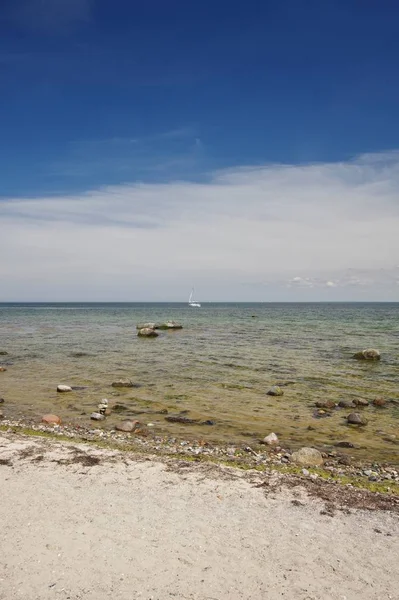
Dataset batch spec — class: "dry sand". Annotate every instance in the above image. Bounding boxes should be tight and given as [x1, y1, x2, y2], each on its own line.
[0, 433, 398, 600]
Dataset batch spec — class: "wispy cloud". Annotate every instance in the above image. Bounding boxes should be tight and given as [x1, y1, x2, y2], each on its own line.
[1, 151, 399, 301]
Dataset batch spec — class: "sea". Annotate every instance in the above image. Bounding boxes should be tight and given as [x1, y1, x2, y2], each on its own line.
[0, 302, 398, 462]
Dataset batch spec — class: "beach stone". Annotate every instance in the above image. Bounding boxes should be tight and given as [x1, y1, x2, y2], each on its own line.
[111, 379, 134, 388]
[316, 400, 336, 409]
[353, 348, 380, 361]
[115, 420, 139, 432]
[156, 321, 183, 330]
[0, 367, 7, 372]
[136, 323, 156, 330]
[347, 412, 368, 426]
[373, 398, 386, 407]
[137, 327, 159, 337]
[291, 447, 324, 467]
[0, 398, 4, 403]
[165, 415, 199, 424]
[42, 414, 61, 425]
[267, 386, 283, 397]
[0, 351, 8, 355]
[0, 410, 4, 419]
[57, 385, 72, 393]
[263, 432, 279, 445]
[353, 398, 369, 406]
[90, 412, 105, 421]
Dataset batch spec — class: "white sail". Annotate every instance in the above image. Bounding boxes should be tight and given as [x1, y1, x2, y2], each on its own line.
[188, 288, 201, 307]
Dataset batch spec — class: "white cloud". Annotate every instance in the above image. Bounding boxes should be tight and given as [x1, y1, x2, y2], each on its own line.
[1, 151, 399, 301]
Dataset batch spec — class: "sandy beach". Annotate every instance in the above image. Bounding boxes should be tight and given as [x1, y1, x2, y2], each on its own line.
[1, 432, 398, 600]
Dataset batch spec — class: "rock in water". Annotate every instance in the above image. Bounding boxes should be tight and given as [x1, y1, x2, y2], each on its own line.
[373, 398, 386, 407]
[137, 328, 159, 337]
[0, 367, 7, 372]
[353, 398, 369, 406]
[42, 414, 61, 425]
[263, 432, 279, 445]
[267, 386, 283, 397]
[136, 323, 156, 330]
[111, 380, 134, 388]
[156, 321, 183, 330]
[0, 410, 4, 419]
[0, 398, 4, 403]
[353, 349, 381, 360]
[57, 385, 72, 393]
[0, 351, 8, 355]
[316, 400, 337, 409]
[291, 447, 324, 467]
[338, 400, 355, 408]
[90, 412, 105, 421]
[115, 420, 140, 432]
[347, 412, 368, 425]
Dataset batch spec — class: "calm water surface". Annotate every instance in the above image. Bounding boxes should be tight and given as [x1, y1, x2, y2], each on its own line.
[0, 303, 398, 462]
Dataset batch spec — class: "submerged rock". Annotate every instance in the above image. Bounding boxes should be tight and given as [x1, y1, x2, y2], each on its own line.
[115, 420, 140, 432]
[42, 414, 61, 425]
[335, 441, 355, 448]
[267, 386, 283, 397]
[316, 400, 337, 409]
[0, 367, 7, 372]
[338, 400, 356, 408]
[57, 385, 72, 393]
[353, 348, 381, 361]
[0, 351, 8, 355]
[165, 415, 199, 424]
[353, 398, 369, 407]
[347, 412, 368, 425]
[291, 447, 324, 467]
[111, 379, 134, 388]
[263, 432, 279, 445]
[0, 398, 4, 403]
[373, 398, 387, 407]
[137, 328, 159, 338]
[90, 412, 105, 421]
[0, 410, 4, 419]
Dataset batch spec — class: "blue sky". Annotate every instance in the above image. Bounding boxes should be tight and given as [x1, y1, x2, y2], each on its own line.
[1, 0, 399, 300]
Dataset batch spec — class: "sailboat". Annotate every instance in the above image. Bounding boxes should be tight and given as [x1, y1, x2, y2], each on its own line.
[188, 288, 201, 307]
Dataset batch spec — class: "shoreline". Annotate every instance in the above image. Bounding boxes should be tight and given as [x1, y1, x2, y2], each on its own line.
[1, 416, 398, 507]
[1, 430, 398, 599]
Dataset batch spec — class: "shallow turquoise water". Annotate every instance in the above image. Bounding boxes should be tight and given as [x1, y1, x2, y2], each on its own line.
[0, 303, 398, 462]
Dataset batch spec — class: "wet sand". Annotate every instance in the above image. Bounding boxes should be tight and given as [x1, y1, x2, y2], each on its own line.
[1, 433, 398, 600]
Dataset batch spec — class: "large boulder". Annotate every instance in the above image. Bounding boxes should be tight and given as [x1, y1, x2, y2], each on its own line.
[291, 447, 324, 467]
[353, 349, 380, 361]
[137, 328, 158, 338]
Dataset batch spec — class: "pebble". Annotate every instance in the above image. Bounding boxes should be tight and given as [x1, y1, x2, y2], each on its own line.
[90, 412, 105, 421]
[267, 386, 283, 397]
[353, 348, 381, 360]
[57, 385, 72, 393]
[347, 413, 368, 426]
[42, 414, 61, 425]
[302, 468, 310, 476]
[263, 432, 279, 445]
